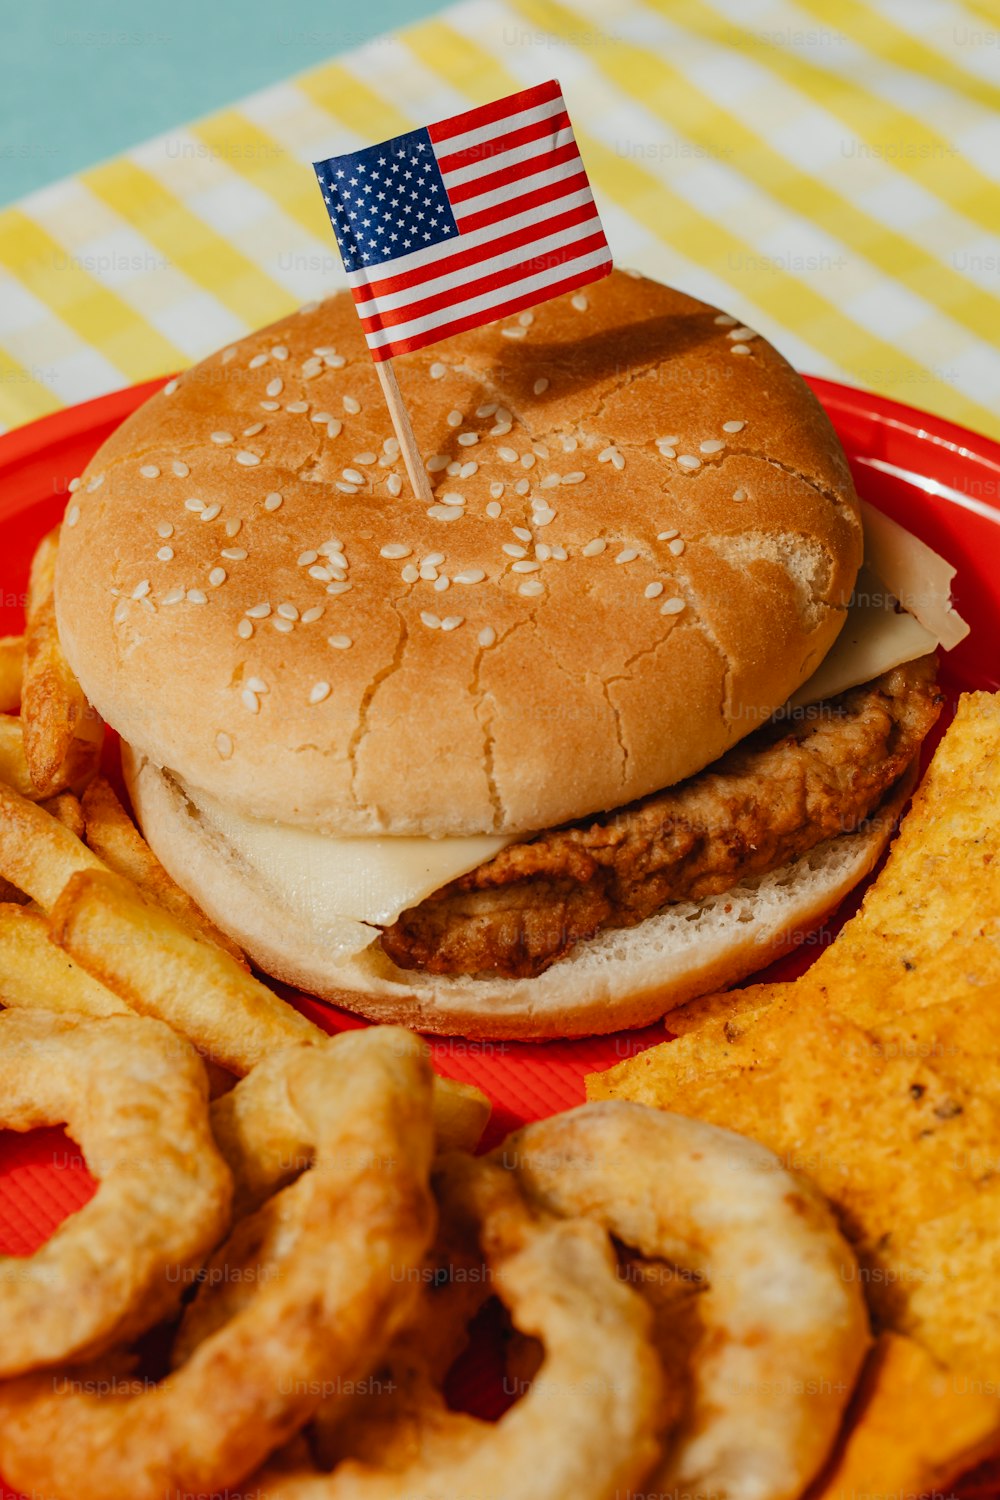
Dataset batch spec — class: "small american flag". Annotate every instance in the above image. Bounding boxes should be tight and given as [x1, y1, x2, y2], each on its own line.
[313, 79, 611, 361]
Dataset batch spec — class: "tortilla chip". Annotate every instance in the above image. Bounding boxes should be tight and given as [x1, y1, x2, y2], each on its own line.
[807, 1333, 1000, 1498]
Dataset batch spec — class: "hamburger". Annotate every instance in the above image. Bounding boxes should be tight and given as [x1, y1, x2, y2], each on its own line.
[56, 271, 951, 1039]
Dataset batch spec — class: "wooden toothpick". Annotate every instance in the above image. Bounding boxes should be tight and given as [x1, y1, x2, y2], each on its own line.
[375, 360, 432, 503]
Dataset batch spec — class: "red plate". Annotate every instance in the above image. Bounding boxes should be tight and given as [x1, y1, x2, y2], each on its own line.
[1, 377, 999, 1497]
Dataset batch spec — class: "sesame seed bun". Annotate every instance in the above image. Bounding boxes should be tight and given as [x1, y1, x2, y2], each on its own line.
[123, 747, 915, 1042]
[56, 270, 861, 839]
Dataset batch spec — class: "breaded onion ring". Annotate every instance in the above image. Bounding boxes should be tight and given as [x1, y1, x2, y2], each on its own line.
[250, 1153, 666, 1500]
[0, 1028, 437, 1500]
[0, 1008, 230, 1376]
[500, 1101, 870, 1500]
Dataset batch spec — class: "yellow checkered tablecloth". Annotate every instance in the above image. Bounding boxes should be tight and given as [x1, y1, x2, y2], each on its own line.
[2, 0, 999, 438]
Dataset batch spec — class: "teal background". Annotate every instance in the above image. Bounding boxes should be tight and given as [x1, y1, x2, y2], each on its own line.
[1, 0, 441, 206]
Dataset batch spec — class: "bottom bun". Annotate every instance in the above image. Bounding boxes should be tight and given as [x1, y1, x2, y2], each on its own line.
[123, 747, 918, 1042]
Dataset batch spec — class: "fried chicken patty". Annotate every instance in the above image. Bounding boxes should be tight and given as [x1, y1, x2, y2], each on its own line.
[380, 656, 943, 979]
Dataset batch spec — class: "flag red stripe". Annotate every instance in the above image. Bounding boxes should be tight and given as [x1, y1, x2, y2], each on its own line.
[435, 110, 571, 176]
[356, 230, 610, 334]
[350, 200, 602, 302]
[368, 256, 612, 360]
[426, 78, 562, 146]
[444, 139, 581, 207]
[454, 168, 591, 235]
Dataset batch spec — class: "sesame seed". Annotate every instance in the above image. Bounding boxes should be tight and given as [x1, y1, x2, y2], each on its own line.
[670, 539, 686, 557]
[309, 566, 333, 582]
[401, 564, 419, 583]
[455, 568, 485, 584]
[442, 491, 465, 507]
[434, 576, 450, 593]
[458, 432, 479, 447]
[211, 431, 233, 445]
[723, 420, 745, 433]
[215, 732, 233, 759]
[498, 447, 518, 463]
[132, 580, 151, 599]
[733, 488, 748, 502]
[156, 546, 174, 562]
[562, 471, 586, 484]
[164, 379, 179, 395]
[387, 474, 403, 497]
[246, 676, 268, 695]
[206, 567, 225, 588]
[700, 439, 725, 454]
[616, 548, 639, 565]
[326, 581, 352, 595]
[186, 497, 205, 512]
[301, 606, 324, 623]
[535, 543, 550, 561]
[677, 455, 701, 471]
[460, 461, 478, 478]
[491, 421, 513, 437]
[518, 579, 544, 597]
[383, 437, 401, 456]
[318, 538, 343, 556]
[264, 493, 283, 511]
[187, 589, 208, 605]
[225, 519, 242, 537]
[714, 314, 737, 327]
[571, 293, 588, 311]
[260, 401, 280, 412]
[303, 359, 323, 377]
[728, 327, 756, 341]
[532, 507, 556, 527]
[243, 423, 264, 438]
[582, 538, 606, 557]
[277, 603, 299, 621]
[381, 543, 411, 560]
[237, 620, 253, 639]
[478, 626, 496, 647]
[313, 346, 337, 357]
[286, 401, 308, 414]
[519, 310, 534, 327]
[242, 689, 260, 713]
[114, 601, 128, 625]
[328, 634, 353, 650]
[489, 482, 504, 500]
[221, 348, 238, 364]
[66, 505, 80, 527]
[503, 543, 527, 559]
[731, 345, 750, 356]
[221, 547, 247, 561]
[541, 474, 560, 488]
[446, 462, 462, 477]
[502, 327, 527, 339]
[327, 421, 343, 439]
[441, 615, 463, 631]
[420, 612, 441, 630]
[272, 618, 293, 633]
[354, 452, 377, 466]
[598, 447, 616, 463]
[512, 560, 540, 573]
[657, 447, 677, 460]
[645, 582, 664, 599]
[266, 378, 283, 397]
[271, 345, 289, 360]
[427, 504, 463, 522]
[661, 597, 686, 616]
[430, 362, 446, 379]
[658, 529, 679, 541]
[246, 603, 271, 619]
[200, 503, 222, 522]
[513, 526, 532, 542]
[343, 396, 361, 414]
[533, 377, 550, 395]
[68, 477, 81, 492]
[162, 587, 185, 606]
[423, 551, 444, 567]
[515, 479, 530, 496]
[236, 451, 260, 467]
[485, 501, 502, 519]
[309, 682, 331, 704]
[550, 545, 568, 560]
[249, 354, 268, 369]
[342, 468, 364, 485]
[562, 436, 578, 452]
[659, 435, 680, 447]
[611, 451, 625, 470]
[427, 455, 450, 473]
[520, 453, 536, 469]
[446, 410, 463, 427]
[140, 464, 160, 479]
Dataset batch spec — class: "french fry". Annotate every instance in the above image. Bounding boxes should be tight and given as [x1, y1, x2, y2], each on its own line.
[811, 1333, 1000, 1499]
[0, 715, 36, 797]
[81, 776, 247, 965]
[429, 1073, 491, 1153]
[22, 526, 104, 797]
[50, 869, 322, 1075]
[0, 780, 106, 909]
[0, 903, 129, 1016]
[0, 635, 23, 712]
[40, 790, 85, 840]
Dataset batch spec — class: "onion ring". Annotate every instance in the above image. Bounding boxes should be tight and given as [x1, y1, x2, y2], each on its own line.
[250, 1152, 666, 1500]
[499, 1101, 870, 1500]
[0, 1028, 437, 1500]
[0, 1008, 230, 1376]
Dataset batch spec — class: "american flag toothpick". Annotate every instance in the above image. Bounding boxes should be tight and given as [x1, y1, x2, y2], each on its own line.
[313, 78, 612, 502]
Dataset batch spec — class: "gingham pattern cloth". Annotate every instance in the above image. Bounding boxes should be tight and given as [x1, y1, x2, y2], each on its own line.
[1, 0, 998, 438]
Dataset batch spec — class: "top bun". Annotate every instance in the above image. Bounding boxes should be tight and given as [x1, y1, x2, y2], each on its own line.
[56, 271, 862, 837]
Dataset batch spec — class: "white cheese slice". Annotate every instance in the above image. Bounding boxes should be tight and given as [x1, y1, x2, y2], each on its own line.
[187, 780, 512, 962]
[791, 505, 968, 709]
